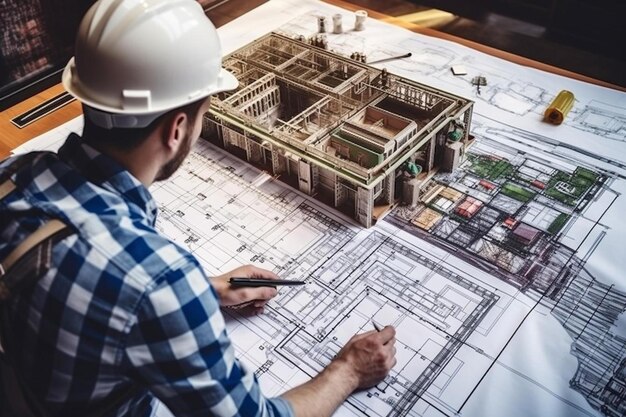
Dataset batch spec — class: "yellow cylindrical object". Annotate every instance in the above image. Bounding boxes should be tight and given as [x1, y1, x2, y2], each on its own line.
[544, 90, 575, 125]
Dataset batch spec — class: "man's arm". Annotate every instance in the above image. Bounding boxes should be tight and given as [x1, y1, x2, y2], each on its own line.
[282, 327, 397, 417]
[123, 260, 293, 417]
[212, 264, 398, 417]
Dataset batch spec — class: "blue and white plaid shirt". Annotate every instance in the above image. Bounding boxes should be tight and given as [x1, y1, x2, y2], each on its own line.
[0, 134, 293, 417]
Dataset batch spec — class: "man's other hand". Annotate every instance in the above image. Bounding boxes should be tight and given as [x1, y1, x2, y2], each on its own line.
[280, 326, 397, 417]
[334, 326, 397, 389]
[211, 265, 280, 314]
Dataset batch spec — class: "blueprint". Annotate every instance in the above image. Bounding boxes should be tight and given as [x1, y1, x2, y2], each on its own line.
[14, 1, 626, 416]
[152, 140, 519, 417]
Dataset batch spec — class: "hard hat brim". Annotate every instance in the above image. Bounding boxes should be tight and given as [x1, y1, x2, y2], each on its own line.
[214, 68, 239, 95]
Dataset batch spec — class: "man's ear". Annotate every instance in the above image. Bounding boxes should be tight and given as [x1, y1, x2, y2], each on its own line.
[162, 111, 189, 152]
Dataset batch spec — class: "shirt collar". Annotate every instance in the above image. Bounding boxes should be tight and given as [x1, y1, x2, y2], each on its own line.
[58, 133, 158, 225]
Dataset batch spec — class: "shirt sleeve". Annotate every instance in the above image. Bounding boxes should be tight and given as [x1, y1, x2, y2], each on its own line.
[122, 256, 294, 417]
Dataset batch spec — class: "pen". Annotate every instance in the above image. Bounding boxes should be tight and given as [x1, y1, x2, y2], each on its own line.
[228, 277, 306, 287]
[371, 319, 383, 332]
[368, 52, 412, 65]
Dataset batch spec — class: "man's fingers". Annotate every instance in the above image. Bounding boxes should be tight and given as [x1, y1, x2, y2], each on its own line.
[350, 327, 395, 345]
[234, 286, 277, 304]
[381, 338, 396, 362]
[227, 303, 265, 316]
[354, 329, 378, 340]
[245, 264, 280, 280]
[253, 299, 269, 308]
[389, 345, 397, 359]
[256, 286, 278, 301]
[376, 326, 396, 345]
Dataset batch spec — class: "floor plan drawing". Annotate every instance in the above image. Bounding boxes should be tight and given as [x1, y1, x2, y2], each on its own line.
[151, 135, 623, 417]
[228, 230, 503, 417]
[571, 100, 626, 143]
[381, 119, 626, 416]
[385, 132, 612, 293]
[380, 129, 626, 414]
[150, 140, 540, 417]
[151, 142, 334, 276]
[551, 267, 626, 417]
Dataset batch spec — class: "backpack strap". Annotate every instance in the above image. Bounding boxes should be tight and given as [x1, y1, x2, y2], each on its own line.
[0, 165, 73, 417]
[0, 219, 71, 301]
[0, 179, 16, 200]
[0, 154, 74, 300]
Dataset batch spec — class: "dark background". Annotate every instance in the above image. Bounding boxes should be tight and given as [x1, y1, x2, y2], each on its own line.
[1, 0, 95, 111]
[0, 0, 234, 111]
[355, 0, 626, 87]
[1, 0, 623, 112]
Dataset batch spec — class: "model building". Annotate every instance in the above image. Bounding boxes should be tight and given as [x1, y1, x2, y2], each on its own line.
[202, 33, 474, 227]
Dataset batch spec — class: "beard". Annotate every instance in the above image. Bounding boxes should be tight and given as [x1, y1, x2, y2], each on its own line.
[155, 129, 194, 182]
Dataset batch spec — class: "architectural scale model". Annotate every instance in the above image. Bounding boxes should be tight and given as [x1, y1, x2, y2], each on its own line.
[202, 33, 474, 227]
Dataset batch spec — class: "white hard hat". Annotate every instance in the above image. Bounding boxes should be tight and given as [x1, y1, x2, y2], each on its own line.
[62, 0, 238, 129]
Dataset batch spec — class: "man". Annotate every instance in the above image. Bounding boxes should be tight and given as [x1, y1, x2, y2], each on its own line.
[0, 1, 397, 416]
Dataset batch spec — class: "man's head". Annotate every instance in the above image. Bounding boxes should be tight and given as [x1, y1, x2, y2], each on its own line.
[82, 96, 210, 182]
[63, 0, 238, 126]
[63, 0, 238, 182]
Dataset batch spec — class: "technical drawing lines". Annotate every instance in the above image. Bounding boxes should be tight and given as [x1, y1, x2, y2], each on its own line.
[274, 230, 500, 417]
[389, 282, 498, 417]
[551, 270, 626, 417]
[153, 94, 622, 417]
[387, 133, 610, 299]
[572, 101, 626, 143]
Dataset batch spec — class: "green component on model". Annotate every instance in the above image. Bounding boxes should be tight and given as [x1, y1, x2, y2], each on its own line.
[448, 129, 463, 142]
[402, 160, 422, 176]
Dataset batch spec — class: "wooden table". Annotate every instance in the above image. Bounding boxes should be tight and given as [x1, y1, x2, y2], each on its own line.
[0, 84, 81, 158]
[1, 0, 623, 159]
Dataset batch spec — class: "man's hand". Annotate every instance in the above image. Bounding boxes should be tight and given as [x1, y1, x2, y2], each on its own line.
[334, 326, 397, 389]
[281, 327, 397, 417]
[211, 264, 280, 314]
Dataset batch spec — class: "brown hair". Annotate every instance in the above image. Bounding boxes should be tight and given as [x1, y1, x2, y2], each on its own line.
[82, 99, 206, 150]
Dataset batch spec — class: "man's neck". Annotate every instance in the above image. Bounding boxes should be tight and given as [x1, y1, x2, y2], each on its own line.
[82, 136, 162, 188]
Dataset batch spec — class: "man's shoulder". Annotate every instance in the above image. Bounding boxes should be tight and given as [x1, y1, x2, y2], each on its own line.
[5, 149, 146, 235]
[3, 149, 99, 210]
[47, 208, 207, 328]
[0, 151, 57, 184]
[2, 150, 201, 291]
[85, 214, 200, 288]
